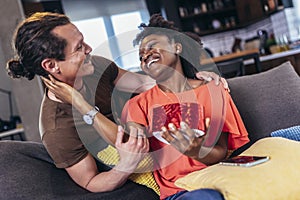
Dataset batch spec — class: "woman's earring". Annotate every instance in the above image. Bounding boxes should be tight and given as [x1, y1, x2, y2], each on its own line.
[176, 46, 182, 54]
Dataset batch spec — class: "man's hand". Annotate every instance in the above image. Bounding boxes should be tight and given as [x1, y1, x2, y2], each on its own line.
[195, 71, 229, 92]
[115, 125, 149, 173]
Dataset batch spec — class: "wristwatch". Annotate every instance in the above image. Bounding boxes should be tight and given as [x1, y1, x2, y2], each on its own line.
[83, 106, 99, 125]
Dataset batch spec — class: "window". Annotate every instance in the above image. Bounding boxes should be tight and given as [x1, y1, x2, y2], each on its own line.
[112, 11, 142, 35]
[62, 0, 149, 71]
[111, 11, 145, 71]
[73, 17, 108, 51]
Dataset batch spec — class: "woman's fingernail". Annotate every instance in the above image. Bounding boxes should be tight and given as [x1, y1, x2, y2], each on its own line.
[205, 118, 210, 128]
[168, 123, 176, 131]
[161, 126, 167, 132]
[180, 121, 188, 130]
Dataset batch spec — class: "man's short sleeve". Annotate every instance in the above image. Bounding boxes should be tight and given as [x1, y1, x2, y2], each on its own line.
[40, 97, 89, 169]
[42, 127, 88, 168]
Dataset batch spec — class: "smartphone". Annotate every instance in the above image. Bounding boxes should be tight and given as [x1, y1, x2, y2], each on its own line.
[219, 156, 270, 167]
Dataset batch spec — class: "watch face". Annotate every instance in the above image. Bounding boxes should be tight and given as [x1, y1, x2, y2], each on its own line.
[83, 115, 93, 125]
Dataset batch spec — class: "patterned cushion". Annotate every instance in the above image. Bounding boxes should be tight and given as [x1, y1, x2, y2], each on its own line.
[270, 125, 300, 141]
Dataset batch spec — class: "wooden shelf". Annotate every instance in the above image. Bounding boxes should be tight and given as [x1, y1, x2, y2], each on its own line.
[160, 0, 284, 37]
[180, 6, 236, 19]
[175, 0, 239, 36]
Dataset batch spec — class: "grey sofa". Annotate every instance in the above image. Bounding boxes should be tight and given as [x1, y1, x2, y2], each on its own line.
[0, 61, 299, 200]
[228, 61, 300, 156]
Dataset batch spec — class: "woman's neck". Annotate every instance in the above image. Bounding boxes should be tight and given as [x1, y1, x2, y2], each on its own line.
[158, 75, 190, 93]
[156, 60, 191, 93]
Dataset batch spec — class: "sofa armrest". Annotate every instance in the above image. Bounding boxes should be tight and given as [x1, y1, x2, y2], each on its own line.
[0, 140, 159, 200]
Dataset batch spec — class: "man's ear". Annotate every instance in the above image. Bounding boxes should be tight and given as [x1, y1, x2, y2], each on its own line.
[41, 58, 59, 73]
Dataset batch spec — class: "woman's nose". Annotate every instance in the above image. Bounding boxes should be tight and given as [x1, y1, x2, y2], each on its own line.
[142, 52, 151, 63]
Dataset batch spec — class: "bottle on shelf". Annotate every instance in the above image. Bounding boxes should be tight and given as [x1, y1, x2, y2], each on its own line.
[201, 3, 207, 13]
[193, 23, 201, 33]
[179, 7, 188, 17]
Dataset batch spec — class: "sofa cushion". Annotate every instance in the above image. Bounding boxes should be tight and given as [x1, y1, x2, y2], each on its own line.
[0, 140, 159, 200]
[227, 61, 300, 155]
[175, 137, 300, 200]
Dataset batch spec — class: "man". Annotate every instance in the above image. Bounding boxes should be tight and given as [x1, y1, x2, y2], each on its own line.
[7, 12, 225, 193]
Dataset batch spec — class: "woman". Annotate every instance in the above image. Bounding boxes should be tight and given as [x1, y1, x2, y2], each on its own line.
[121, 14, 250, 200]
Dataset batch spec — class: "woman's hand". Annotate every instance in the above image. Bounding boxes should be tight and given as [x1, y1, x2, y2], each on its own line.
[161, 118, 210, 160]
[195, 71, 229, 92]
[115, 125, 149, 173]
[41, 75, 82, 104]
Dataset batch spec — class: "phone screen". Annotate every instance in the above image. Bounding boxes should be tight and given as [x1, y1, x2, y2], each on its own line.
[219, 156, 270, 167]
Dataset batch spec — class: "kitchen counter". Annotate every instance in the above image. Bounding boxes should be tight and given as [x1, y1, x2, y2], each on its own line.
[201, 48, 300, 76]
[244, 48, 300, 65]
[201, 49, 261, 73]
[202, 49, 259, 64]
[243, 48, 300, 75]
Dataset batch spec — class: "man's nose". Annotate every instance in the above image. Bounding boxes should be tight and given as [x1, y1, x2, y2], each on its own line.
[84, 43, 92, 54]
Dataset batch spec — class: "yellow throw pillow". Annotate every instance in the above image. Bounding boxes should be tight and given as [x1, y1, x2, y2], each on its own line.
[97, 145, 160, 195]
[175, 137, 300, 200]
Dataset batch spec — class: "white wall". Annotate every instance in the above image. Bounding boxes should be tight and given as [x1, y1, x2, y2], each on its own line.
[0, 0, 44, 141]
[0, 41, 17, 121]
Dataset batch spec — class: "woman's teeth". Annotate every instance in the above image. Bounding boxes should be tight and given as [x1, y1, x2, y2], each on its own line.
[147, 58, 159, 68]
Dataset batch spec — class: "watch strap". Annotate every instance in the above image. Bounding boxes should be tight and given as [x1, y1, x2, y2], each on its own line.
[87, 106, 99, 118]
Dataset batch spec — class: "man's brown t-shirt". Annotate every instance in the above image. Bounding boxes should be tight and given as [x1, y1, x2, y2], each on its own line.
[39, 56, 118, 168]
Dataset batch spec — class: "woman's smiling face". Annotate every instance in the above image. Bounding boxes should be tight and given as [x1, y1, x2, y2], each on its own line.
[139, 34, 181, 82]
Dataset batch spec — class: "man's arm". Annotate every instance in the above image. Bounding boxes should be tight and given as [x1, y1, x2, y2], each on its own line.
[114, 68, 155, 93]
[66, 126, 149, 193]
[42, 76, 118, 145]
[114, 68, 229, 93]
[66, 153, 130, 192]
